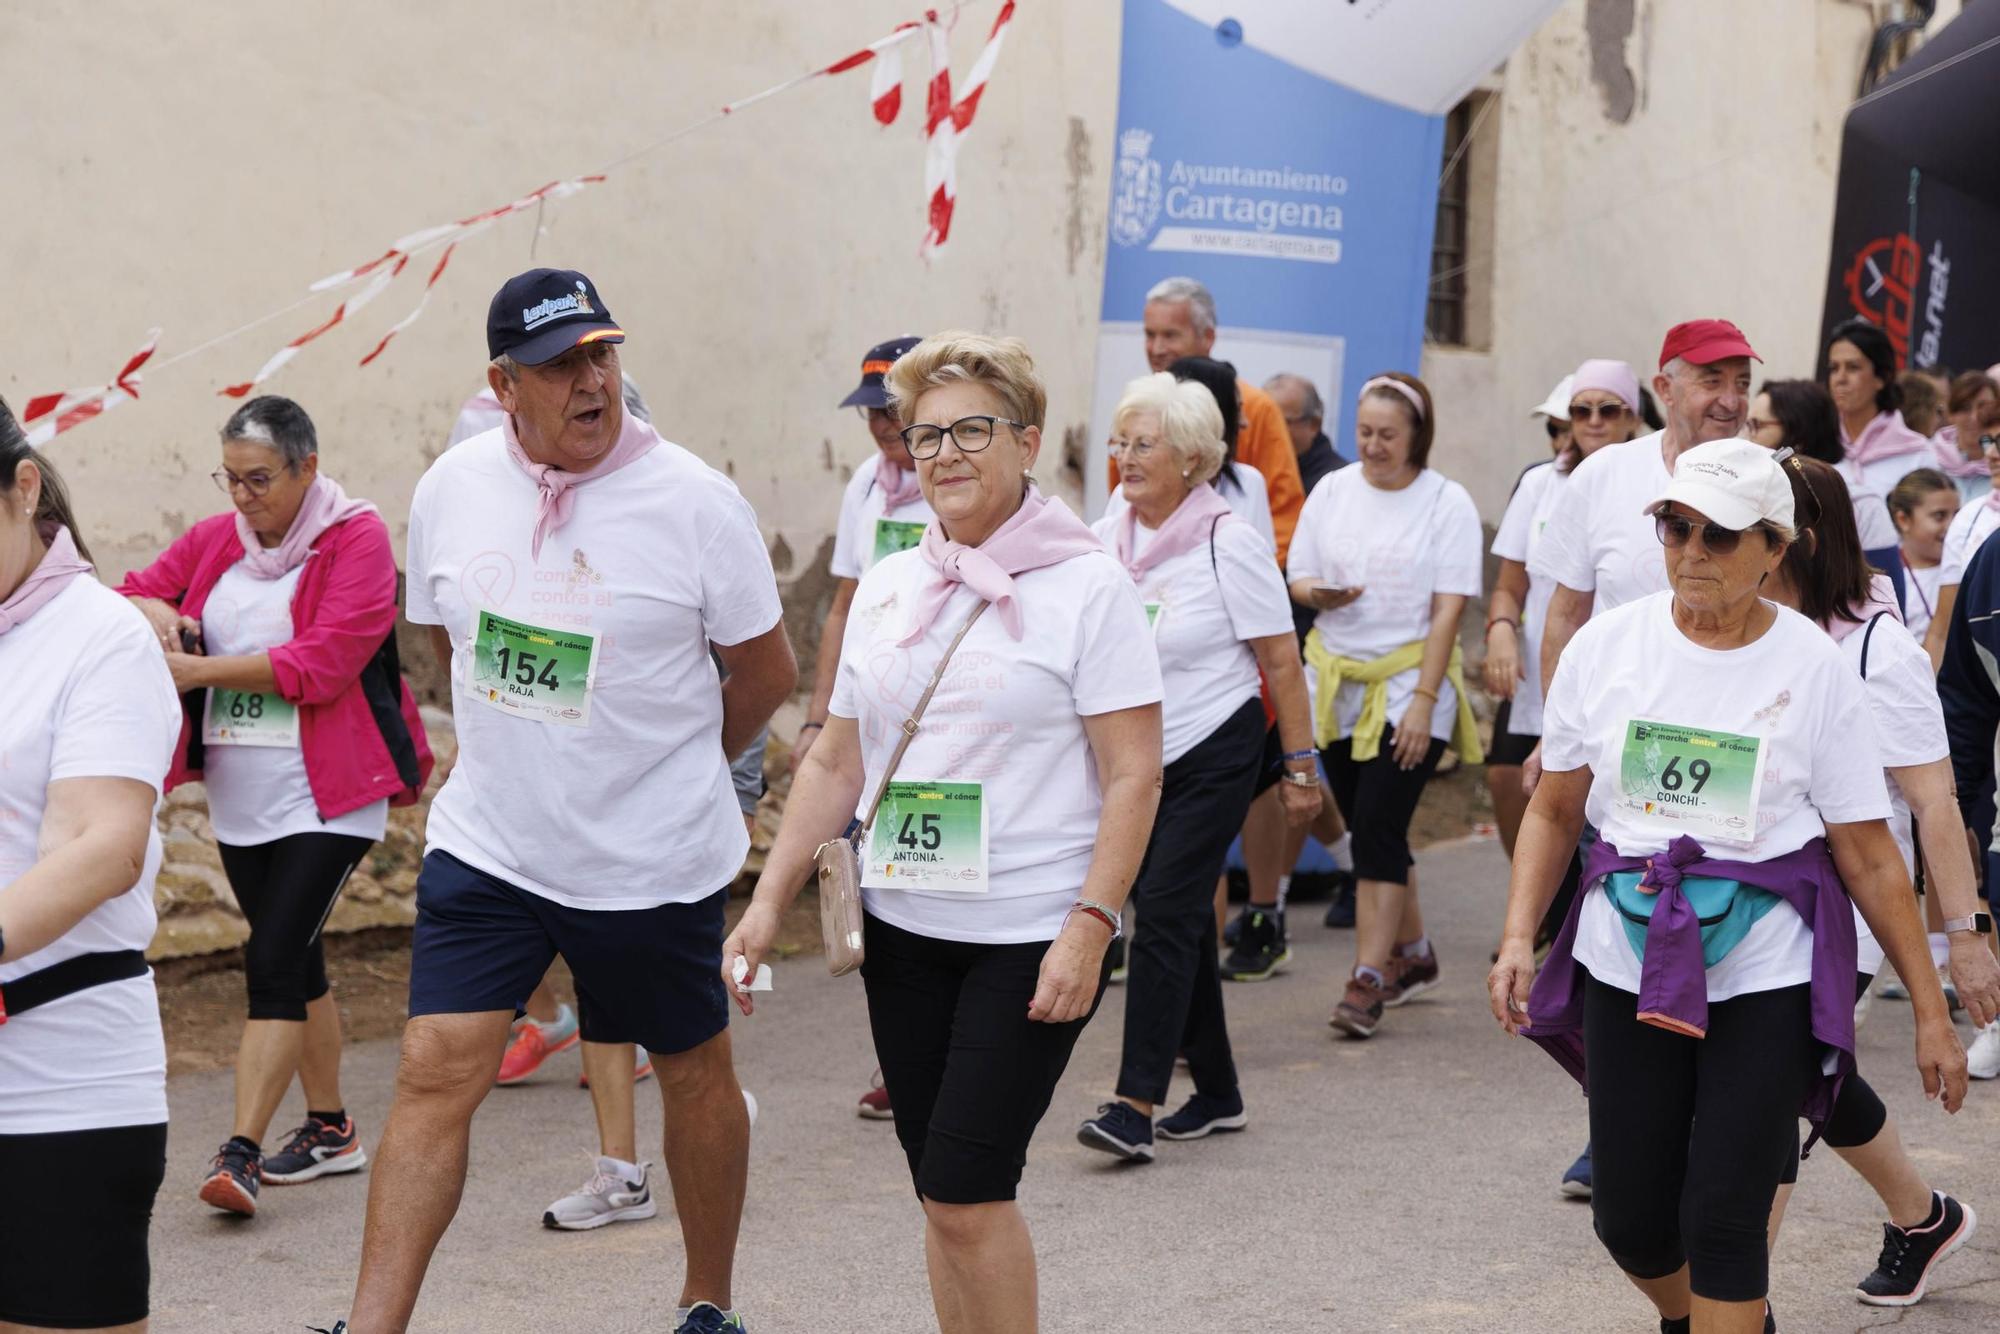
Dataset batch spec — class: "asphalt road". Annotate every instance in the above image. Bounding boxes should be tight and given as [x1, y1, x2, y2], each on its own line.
[150, 838, 2000, 1332]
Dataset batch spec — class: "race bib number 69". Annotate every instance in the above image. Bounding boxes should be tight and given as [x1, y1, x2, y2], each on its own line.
[1617, 719, 1765, 847]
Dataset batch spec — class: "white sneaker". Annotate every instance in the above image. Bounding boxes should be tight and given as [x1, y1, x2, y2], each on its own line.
[541, 1156, 657, 1230]
[1969, 1024, 2000, 1081]
[1854, 987, 1873, 1032]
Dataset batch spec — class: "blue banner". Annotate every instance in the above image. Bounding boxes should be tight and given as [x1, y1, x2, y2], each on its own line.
[1087, 0, 1447, 498]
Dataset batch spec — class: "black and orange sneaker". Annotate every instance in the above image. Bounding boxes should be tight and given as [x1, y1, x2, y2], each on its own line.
[262, 1115, 368, 1185]
[198, 1137, 262, 1216]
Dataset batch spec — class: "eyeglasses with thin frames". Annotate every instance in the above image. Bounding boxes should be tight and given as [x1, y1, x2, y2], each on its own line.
[899, 415, 1026, 460]
[1108, 436, 1161, 461]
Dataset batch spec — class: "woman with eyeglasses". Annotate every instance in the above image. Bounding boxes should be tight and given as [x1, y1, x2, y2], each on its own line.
[1071, 371, 1317, 1163]
[1760, 453, 1994, 1307]
[0, 400, 181, 1334]
[1287, 372, 1484, 1040]
[1101, 356, 1279, 554]
[723, 333, 1163, 1330]
[1929, 370, 1999, 503]
[119, 395, 432, 1220]
[1487, 361, 1640, 894]
[1824, 318, 1933, 500]
[1746, 378, 1901, 554]
[1490, 438, 1966, 1332]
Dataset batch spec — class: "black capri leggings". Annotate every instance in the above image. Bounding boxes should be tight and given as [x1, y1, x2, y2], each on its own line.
[0, 1122, 167, 1329]
[218, 831, 374, 1021]
[1322, 723, 1446, 884]
[1779, 973, 1890, 1184]
[1583, 975, 1821, 1304]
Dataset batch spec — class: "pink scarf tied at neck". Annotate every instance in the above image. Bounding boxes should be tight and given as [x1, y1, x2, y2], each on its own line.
[1112, 481, 1234, 584]
[238, 475, 379, 580]
[1931, 425, 1988, 481]
[1824, 572, 1903, 645]
[0, 524, 93, 635]
[1842, 410, 1931, 469]
[505, 411, 661, 561]
[876, 453, 924, 510]
[898, 489, 1105, 645]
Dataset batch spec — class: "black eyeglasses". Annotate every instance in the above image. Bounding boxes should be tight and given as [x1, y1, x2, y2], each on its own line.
[899, 415, 1026, 460]
[1655, 512, 1748, 555]
[1568, 401, 1628, 423]
[213, 467, 277, 498]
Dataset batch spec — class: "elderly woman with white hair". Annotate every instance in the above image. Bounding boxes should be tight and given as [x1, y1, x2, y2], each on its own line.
[724, 333, 1164, 1331]
[1073, 372, 1319, 1164]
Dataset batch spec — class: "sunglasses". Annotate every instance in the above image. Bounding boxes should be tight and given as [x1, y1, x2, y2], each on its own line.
[1655, 512, 1750, 555]
[1545, 419, 1569, 441]
[1567, 401, 1628, 423]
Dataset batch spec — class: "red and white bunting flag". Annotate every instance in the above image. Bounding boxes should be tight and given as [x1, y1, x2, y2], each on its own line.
[219, 266, 400, 398]
[359, 241, 460, 367]
[869, 24, 917, 124]
[922, 0, 1014, 255]
[20, 332, 161, 447]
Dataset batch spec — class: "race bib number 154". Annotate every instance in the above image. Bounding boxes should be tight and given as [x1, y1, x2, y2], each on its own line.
[469, 610, 600, 727]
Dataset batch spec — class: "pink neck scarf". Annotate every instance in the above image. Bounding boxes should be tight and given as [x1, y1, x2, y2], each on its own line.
[505, 411, 661, 561]
[1113, 482, 1234, 584]
[898, 488, 1105, 646]
[1824, 573, 1903, 644]
[1931, 425, 1987, 480]
[0, 525, 93, 635]
[238, 474, 380, 581]
[1842, 410, 1930, 468]
[876, 454, 924, 510]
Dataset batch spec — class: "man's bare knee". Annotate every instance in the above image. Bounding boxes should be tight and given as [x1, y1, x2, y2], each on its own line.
[651, 1029, 736, 1100]
[394, 1014, 508, 1104]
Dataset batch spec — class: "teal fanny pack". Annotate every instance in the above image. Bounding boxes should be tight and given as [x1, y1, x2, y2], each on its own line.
[1604, 871, 1781, 967]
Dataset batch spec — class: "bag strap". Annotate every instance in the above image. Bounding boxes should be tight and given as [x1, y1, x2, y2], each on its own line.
[856, 600, 990, 839]
[1859, 610, 1892, 678]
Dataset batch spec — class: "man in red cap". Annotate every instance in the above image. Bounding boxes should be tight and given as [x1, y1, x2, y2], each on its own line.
[1516, 318, 1759, 1201]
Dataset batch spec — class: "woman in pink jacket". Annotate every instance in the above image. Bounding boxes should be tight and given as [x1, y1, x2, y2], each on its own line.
[120, 395, 432, 1221]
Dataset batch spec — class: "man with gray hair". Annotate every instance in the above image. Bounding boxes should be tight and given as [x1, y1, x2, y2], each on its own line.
[1264, 371, 1345, 502]
[1121, 275, 1306, 563]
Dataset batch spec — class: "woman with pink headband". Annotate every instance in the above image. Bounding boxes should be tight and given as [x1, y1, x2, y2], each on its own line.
[1287, 371, 1484, 1039]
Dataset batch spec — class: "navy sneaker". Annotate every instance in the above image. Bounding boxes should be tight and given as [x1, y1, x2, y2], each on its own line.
[262, 1115, 367, 1184]
[1856, 1191, 1976, 1306]
[198, 1138, 262, 1216]
[1560, 1141, 1592, 1200]
[1322, 872, 1356, 928]
[1077, 1101, 1155, 1161]
[1156, 1092, 1248, 1141]
[674, 1302, 747, 1332]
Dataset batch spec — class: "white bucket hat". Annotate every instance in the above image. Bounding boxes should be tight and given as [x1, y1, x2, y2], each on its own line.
[1530, 374, 1574, 420]
[1642, 438, 1795, 532]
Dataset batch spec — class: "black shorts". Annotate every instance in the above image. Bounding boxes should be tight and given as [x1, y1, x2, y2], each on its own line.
[408, 850, 729, 1056]
[1322, 725, 1447, 884]
[1486, 700, 1539, 768]
[0, 1122, 167, 1328]
[861, 912, 1106, 1204]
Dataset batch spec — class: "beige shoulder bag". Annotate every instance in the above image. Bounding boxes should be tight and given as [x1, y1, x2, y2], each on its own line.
[815, 600, 990, 976]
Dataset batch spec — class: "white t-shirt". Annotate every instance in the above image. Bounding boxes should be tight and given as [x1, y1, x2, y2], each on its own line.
[1530, 432, 1674, 615]
[1089, 511, 1293, 764]
[200, 563, 389, 846]
[1285, 467, 1483, 742]
[0, 578, 181, 1133]
[1939, 498, 2000, 586]
[1490, 460, 1566, 736]
[1842, 451, 1935, 506]
[1541, 593, 1890, 1001]
[828, 460, 937, 581]
[830, 548, 1163, 944]
[1838, 612, 1948, 975]
[1899, 558, 1944, 644]
[1835, 466, 1901, 551]
[406, 430, 783, 909]
[1105, 464, 1277, 554]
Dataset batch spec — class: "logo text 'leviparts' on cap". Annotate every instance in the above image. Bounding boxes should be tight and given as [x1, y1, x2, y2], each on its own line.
[487, 269, 625, 366]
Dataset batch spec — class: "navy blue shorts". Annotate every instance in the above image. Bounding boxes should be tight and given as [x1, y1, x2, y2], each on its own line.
[409, 849, 730, 1055]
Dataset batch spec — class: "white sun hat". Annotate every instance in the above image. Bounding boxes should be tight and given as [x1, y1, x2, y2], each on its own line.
[1530, 374, 1575, 420]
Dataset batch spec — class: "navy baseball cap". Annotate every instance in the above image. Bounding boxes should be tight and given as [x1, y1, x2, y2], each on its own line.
[838, 335, 923, 409]
[487, 268, 625, 366]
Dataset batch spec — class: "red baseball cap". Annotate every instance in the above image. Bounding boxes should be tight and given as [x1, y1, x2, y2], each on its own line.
[1657, 319, 1761, 369]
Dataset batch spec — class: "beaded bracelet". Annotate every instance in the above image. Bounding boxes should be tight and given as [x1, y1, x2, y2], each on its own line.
[1281, 748, 1318, 763]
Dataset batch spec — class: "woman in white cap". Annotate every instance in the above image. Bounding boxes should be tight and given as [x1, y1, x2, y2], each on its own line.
[1486, 361, 1642, 899]
[1490, 437, 1967, 1333]
[1288, 371, 1484, 1040]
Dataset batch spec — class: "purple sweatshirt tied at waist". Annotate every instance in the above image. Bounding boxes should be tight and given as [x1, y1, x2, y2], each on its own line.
[1521, 833, 1858, 1153]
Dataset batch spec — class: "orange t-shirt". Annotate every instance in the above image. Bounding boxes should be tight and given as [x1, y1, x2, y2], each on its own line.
[1105, 378, 1305, 565]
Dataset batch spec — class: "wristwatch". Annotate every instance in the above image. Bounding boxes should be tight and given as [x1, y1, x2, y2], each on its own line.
[1943, 912, 1994, 936]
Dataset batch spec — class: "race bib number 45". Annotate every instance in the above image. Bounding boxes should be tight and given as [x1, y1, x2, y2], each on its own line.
[862, 781, 988, 893]
[203, 688, 299, 748]
[1617, 720, 1765, 847]
[470, 610, 600, 727]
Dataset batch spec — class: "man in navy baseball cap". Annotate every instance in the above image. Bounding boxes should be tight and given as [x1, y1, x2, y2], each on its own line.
[837, 335, 923, 409]
[487, 268, 625, 365]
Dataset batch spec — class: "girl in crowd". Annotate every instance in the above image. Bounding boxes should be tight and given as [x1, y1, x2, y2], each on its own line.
[1491, 438, 1966, 1333]
[120, 395, 431, 1218]
[1762, 453, 1994, 1308]
[724, 333, 1162, 1332]
[1074, 372, 1317, 1162]
[1288, 372, 1483, 1039]
[1885, 469, 1958, 649]
[1922, 417, 2000, 667]
[0, 401, 182, 1332]
[1929, 370, 2000, 503]
[1487, 360, 1639, 880]
[1823, 318, 1933, 500]
[1746, 378, 1898, 552]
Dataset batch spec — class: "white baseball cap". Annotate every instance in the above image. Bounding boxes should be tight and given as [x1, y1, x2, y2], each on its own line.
[1530, 374, 1574, 420]
[1642, 438, 1795, 532]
